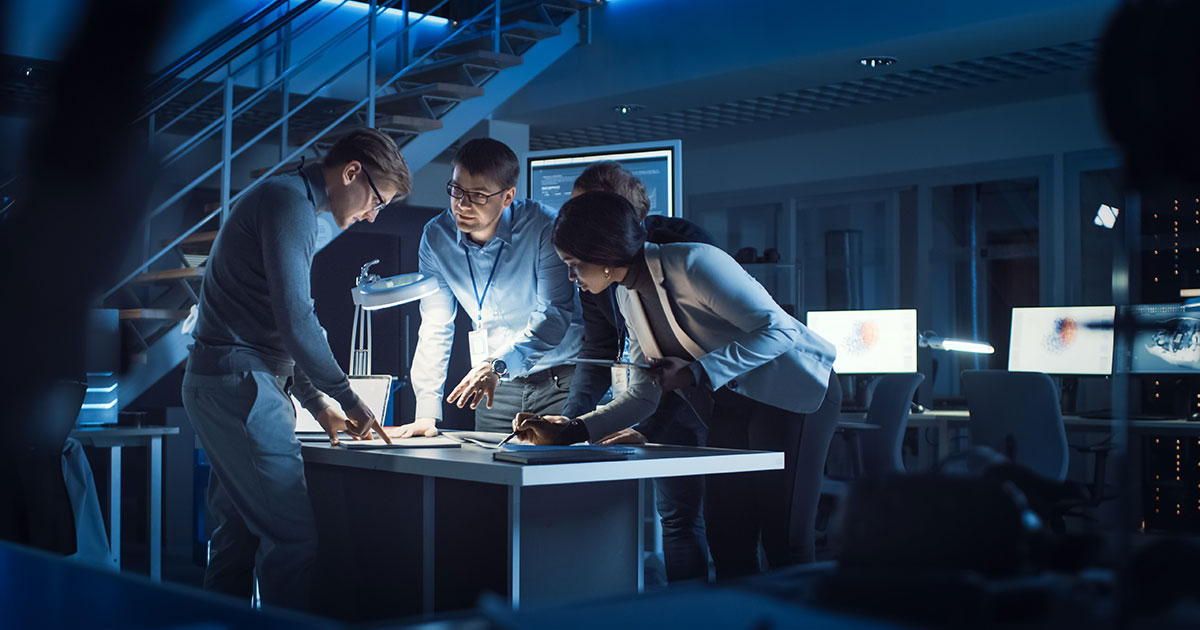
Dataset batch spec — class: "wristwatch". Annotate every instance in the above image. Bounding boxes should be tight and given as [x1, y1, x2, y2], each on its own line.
[488, 358, 508, 378]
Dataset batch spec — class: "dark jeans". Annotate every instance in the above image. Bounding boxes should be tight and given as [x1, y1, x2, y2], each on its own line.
[646, 395, 709, 583]
[474, 364, 575, 433]
[704, 372, 842, 580]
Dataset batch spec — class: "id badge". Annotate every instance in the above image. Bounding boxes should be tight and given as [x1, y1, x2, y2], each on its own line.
[468, 328, 489, 366]
[611, 365, 630, 398]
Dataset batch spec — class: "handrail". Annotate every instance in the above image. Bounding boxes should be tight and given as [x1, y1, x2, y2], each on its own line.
[105, 0, 563, 300]
[159, 0, 408, 172]
[155, 0, 353, 137]
[144, 0, 291, 100]
[104, 0, 458, 297]
[136, 0, 324, 123]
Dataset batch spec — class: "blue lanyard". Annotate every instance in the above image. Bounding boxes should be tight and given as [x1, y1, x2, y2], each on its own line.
[609, 285, 627, 359]
[464, 242, 504, 323]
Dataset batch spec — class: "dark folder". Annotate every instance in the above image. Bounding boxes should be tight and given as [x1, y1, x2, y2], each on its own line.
[492, 449, 629, 465]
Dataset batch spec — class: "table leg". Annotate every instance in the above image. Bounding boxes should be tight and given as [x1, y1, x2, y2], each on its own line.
[936, 418, 951, 462]
[149, 436, 162, 581]
[422, 476, 435, 616]
[507, 486, 522, 610]
[109, 446, 121, 571]
[506, 480, 640, 609]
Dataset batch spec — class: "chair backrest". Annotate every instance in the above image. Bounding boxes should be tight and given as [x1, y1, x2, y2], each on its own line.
[790, 375, 843, 563]
[961, 369, 1069, 481]
[862, 373, 925, 476]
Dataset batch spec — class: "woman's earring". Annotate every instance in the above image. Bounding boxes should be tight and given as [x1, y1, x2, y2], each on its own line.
[604, 267, 611, 279]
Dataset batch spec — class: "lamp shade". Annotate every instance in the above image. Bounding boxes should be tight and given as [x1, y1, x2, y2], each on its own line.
[919, 331, 995, 355]
[351, 272, 438, 311]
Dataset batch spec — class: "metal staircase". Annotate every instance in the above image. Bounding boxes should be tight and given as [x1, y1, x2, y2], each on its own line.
[95, 0, 598, 407]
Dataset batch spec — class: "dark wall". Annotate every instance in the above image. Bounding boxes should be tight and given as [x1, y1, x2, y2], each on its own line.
[311, 203, 477, 430]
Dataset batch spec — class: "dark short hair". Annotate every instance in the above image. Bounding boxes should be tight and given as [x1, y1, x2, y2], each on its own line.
[572, 161, 651, 220]
[452, 137, 519, 190]
[324, 128, 411, 200]
[553, 191, 646, 267]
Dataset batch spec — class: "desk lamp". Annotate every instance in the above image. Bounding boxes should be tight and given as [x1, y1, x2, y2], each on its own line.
[350, 259, 438, 376]
[918, 331, 995, 355]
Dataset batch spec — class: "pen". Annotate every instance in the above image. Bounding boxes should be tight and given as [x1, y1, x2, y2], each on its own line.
[497, 431, 518, 448]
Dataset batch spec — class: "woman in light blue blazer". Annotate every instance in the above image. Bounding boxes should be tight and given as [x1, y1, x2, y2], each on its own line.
[514, 191, 841, 578]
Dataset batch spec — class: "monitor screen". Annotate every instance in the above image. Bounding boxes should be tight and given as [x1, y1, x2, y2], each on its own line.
[526, 140, 682, 217]
[806, 309, 917, 374]
[1008, 306, 1115, 375]
[1121, 303, 1200, 373]
[293, 375, 392, 432]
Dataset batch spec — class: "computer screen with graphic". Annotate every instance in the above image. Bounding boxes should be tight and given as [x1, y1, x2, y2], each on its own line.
[1008, 306, 1115, 375]
[526, 140, 682, 217]
[1119, 304, 1200, 374]
[806, 309, 917, 374]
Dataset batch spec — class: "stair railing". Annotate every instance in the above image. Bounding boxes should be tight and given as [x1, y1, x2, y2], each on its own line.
[102, 0, 473, 300]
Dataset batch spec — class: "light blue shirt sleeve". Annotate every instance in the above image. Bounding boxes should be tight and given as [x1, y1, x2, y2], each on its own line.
[688, 250, 802, 391]
[488, 220, 577, 374]
[410, 231, 459, 421]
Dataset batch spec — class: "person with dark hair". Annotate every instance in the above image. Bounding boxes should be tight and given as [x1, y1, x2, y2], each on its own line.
[182, 128, 409, 611]
[515, 190, 840, 580]
[561, 162, 715, 583]
[393, 137, 582, 437]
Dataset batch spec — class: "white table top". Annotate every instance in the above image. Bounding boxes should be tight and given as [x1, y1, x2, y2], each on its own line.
[301, 442, 783, 487]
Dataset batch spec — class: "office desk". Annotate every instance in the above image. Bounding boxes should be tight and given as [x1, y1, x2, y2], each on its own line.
[69, 425, 179, 581]
[300, 441, 782, 622]
[891, 411, 1200, 461]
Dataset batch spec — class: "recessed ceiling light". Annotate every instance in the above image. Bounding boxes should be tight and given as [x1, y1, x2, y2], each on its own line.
[612, 104, 644, 115]
[859, 56, 897, 68]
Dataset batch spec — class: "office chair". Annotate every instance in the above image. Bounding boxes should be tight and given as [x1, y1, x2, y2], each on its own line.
[960, 369, 1112, 529]
[961, 370, 1070, 481]
[817, 373, 925, 553]
[859, 373, 926, 477]
[789, 379, 843, 564]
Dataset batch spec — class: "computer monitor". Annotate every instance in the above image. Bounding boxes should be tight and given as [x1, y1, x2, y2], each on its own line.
[293, 375, 393, 432]
[526, 140, 683, 217]
[806, 309, 917, 374]
[1008, 306, 1115, 375]
[1120, 304, 1200, 373]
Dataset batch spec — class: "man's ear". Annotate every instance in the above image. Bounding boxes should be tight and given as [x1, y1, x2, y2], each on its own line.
[501, 187, 516, 209]
[342, 160, 362, 186]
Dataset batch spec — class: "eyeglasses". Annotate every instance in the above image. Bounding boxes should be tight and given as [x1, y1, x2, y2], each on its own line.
[362, 168, 387, 214]
[446, 181, 506, 206]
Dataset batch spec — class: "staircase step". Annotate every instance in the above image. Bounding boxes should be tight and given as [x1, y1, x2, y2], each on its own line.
[165, 229, 218, 247]
[374, 83, 485, 117]
[386, 50, 522, 86]
[119, 308, 191, 321]
[130, 267, 204, 284]
[433, 20, 561, 56]
[249, 162, 303, 180]
[299, 115, 443, 146]
[509, 0, 596, 25]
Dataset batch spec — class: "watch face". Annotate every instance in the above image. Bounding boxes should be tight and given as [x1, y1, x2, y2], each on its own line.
[492, 360, 507, 374]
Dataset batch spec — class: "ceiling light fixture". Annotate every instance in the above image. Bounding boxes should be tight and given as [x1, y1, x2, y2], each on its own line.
[612, 104, 644, 115]
[859, 56, 898, 69]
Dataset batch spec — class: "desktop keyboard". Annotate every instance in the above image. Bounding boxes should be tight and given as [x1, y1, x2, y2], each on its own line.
[1072, 409, 1183, 421]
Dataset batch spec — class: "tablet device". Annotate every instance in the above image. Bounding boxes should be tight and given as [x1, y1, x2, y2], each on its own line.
[332, 436, 460, 449]
[492, 449, 629, 465]
[294, 375, 392, 434]
[570, 358, 652, 369]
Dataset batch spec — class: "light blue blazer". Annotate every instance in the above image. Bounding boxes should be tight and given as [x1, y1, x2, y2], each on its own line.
[578, 243, 837, 439]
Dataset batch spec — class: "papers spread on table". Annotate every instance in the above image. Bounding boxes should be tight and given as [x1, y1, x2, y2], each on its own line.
[296, 434, 460, 449]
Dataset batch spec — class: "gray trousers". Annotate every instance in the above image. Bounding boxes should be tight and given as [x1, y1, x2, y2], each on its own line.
[182, 370, 316, 612]
[474, 364, 575, 433]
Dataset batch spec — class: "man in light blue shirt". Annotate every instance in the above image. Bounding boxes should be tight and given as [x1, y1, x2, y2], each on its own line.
[390, 138, 582, 435]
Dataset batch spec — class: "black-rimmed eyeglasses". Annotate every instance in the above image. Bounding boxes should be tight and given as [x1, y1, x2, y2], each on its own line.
[446, 181, 506, 206]
[362, 168, 388, 214]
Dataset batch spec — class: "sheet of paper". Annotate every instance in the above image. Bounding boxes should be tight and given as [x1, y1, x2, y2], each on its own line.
[332, 436, 460, 449]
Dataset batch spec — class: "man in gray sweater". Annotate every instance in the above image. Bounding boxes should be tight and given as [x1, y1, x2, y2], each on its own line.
[182, 129, 410, 611]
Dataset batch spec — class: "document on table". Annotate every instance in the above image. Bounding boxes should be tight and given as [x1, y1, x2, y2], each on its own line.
[297, 434, 460, 449]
